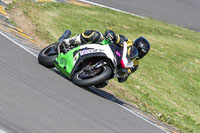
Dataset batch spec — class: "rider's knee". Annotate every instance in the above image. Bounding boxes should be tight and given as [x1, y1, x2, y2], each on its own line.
[81, 30, 104, 43]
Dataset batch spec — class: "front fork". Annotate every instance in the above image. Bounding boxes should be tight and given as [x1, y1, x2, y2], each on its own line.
[57, 42, 78, 55]
[57, 42, 68, 54]
[57, 42, 62, 55]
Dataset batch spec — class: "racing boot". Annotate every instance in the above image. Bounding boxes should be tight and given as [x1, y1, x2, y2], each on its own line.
[63, 34, 82, 47]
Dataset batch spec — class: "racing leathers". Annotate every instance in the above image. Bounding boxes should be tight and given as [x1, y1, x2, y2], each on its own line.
[63, 30, 139, 83]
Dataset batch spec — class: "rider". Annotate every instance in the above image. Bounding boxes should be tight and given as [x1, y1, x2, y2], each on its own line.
[63, 30, 150, 83]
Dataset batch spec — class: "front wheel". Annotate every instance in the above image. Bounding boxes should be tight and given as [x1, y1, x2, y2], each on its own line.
[38, 43, 58, 68]
[72, 65, 112, 87]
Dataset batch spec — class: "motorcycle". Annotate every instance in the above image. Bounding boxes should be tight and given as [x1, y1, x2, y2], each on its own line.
[38, 30, 138, 87]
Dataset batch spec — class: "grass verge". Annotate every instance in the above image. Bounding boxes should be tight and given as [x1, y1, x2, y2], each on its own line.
[8, 1, 200, 132]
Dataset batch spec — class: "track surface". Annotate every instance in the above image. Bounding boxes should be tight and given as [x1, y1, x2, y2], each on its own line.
[86, 0, 200, 31]
[0, 34, 165, 133]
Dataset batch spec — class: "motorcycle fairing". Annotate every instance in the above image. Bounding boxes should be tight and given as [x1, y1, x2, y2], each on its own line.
[54, 44, 117, 79]
[79, 44, 117, 66]
[120, 41, 133, 68]
[54, 46, 80, 78]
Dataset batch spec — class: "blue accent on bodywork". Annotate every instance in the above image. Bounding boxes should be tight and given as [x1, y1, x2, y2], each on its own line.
[58, 30, 72, 43]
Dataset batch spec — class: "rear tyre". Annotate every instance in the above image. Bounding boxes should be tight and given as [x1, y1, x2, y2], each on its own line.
[38, 43, 58, 68]
[72, 65, 112, 87]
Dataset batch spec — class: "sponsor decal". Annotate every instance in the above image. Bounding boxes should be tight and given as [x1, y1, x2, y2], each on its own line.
[73, 53, 79, 63]
[116, 51, 121, 57]
[79, 49, 104, 56]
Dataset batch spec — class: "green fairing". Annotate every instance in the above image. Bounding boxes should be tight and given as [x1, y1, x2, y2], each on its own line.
[54, 40, 109, 78]
[100, 39, 111, 45]
[54, 46, 80, 78]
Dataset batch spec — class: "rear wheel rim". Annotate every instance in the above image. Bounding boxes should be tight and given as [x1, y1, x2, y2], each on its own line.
[77, 66, 105, 80]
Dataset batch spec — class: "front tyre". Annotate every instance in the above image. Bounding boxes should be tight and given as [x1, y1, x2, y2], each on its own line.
[72, 65, 112, 87]
[38, 43, 58, 68]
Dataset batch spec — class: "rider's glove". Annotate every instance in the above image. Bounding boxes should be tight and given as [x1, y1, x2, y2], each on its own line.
[63, 38, 75, 47]
[63, 34, 82, 47]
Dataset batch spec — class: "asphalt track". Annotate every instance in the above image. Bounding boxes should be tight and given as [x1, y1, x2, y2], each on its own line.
[84, 0, 200, 31]
[0, 33, 165, 133]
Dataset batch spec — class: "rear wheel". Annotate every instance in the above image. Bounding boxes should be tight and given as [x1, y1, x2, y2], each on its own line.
[38, 43, 58, 68]
[72, 65, 112, 87]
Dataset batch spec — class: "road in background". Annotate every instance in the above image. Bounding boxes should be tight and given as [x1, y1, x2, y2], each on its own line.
[0, 33, 165, 133]
[84, 0, 200, 31]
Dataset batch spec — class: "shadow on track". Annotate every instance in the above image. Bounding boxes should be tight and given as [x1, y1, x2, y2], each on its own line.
[49, 67, 178, 133]
[50, 67, 127, 106]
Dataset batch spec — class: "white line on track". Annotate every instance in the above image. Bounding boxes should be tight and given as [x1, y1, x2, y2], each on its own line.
[0, 31, 38, 57]
[0, 29, 168, 132]
[0, 129, 7, 133]
[77, 0, 145, 18]
[119, 105, 168, 133]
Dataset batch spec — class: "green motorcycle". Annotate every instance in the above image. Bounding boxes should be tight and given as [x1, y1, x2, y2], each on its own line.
[38, 30, 138, 87]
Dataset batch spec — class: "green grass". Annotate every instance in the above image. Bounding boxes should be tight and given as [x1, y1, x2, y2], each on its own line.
[9, 1, 200, 132]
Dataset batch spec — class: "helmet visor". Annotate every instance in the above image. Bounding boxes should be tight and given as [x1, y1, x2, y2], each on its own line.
[137, 48, 149, 59]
